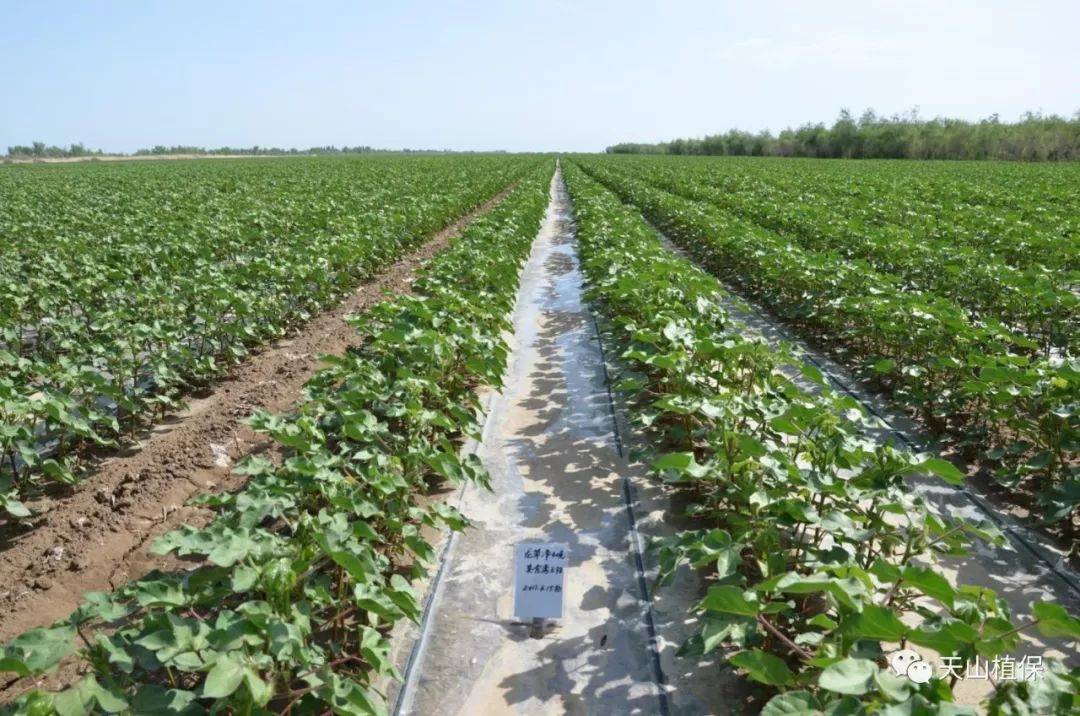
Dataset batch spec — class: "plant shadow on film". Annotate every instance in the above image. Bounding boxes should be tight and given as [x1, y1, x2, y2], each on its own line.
[491, 197, 748, 713]
[497, 281, 665, 712]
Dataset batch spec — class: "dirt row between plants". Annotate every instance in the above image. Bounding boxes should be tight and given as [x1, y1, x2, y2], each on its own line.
[0, 183, 517, 647]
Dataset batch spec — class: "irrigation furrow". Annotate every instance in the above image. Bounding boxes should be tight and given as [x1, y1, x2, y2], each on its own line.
[393, 166, 719, 714]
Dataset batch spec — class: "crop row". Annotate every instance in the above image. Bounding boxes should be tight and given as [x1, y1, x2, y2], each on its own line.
[787, 160, 1080, 248]
[0, 163, 553, 714]
[572, 157, 1079, 533]
[607, 155, 1079, 271]
[601, 156, 1077, 355]
[0, 156, 541, 518]
[563, 162, 1080, 714]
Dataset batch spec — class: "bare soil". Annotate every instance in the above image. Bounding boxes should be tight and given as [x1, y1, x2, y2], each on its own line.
[0, 185, 515, 646]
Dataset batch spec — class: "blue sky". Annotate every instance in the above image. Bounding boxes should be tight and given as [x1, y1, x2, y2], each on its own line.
[2, 0, 1077, 152]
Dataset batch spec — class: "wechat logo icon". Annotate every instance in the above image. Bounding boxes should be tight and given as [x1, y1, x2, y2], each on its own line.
[889, 649, 933, 684]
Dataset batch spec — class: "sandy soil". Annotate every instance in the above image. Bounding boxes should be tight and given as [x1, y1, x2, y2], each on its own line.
[0, 184, 516, 649]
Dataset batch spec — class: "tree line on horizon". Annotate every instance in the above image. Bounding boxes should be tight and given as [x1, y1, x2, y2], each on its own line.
[606, 110, 1080, 161]
[4, 142, 105, 159]
[133, 145, 387, 156]
[4, 143, 504, 159]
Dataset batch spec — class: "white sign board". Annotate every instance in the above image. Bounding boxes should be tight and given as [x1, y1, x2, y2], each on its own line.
[513, 542, 568, 619]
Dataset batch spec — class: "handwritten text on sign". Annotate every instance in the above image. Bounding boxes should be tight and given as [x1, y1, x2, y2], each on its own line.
[513, 542, 568, 619]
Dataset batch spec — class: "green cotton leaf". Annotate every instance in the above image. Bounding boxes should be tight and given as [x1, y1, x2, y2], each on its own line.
[737, 434, 768, 458]
[799, 361, 827, 387]
[1032, 602, 1080, 639]
[695, 622, 730, 656]
[819, 657, 878, 695]
[132, 628, 173, 653]
[761, 690, 817, 716]
[206, 530, 259, 567]
[775, 572, 865, 611]
[825, 578, 868, 611]
[52, 676, 128, 715]
[200, 656, 245, 699]
[243, 667, 272, 706]
[425, 451, 465, 484]
[700, 616, 747, 655]
[130, 684, 199, 715]
[1039, 480, 1080, 524]
[94, 634, 134, 674]
[868, 558, 902, 585]
[202, 653, 245, 699]
[352, 519, 379, 543]
[313, 531, 376, 583]
[87, 680, 128, 713]
[73, 591, 134, 624]
[764, 692, 867, 716]
[901, 565, 956, 607]
[685, 529, 738, 576]
[872, 358, 896, 374]
[134, 578, 188, 608]
[430, 501, 469, 532]
[729, 649, 794, 686]
[1, 625, 76, 675]
[846, 604, 907, 642]
[761, 602, 792, 616]
[918, 457, 966, 486]
[715, 546, 740, 580]
[232, 456, 274, 477]
[700, 585, 759, 616]
[652, 452, 709, 479]
[40, 459, 77, 485]
[353, 583, 405, 622]
[230, 565, 259, 592]
[775, 572, 832, 595]
[938, 704, 980, 716]
[387, 574, 421, 622]
[881, 698, 976, 716]
[873, 668, 913, 702]
[808, 614, 839, 630]
[51, 681, 95, 716]
[976, 616, 1021, 655]
[1024, 450, 1054, 471]
[0, 656, 32, 678]
[323, 671, 384, 716]
[770, 416, 803, 436]
[3, 493, 31, 518]
[404, 534, 436, 563]
[359, 626, 396, 679]
[908, 621, 978, 655]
